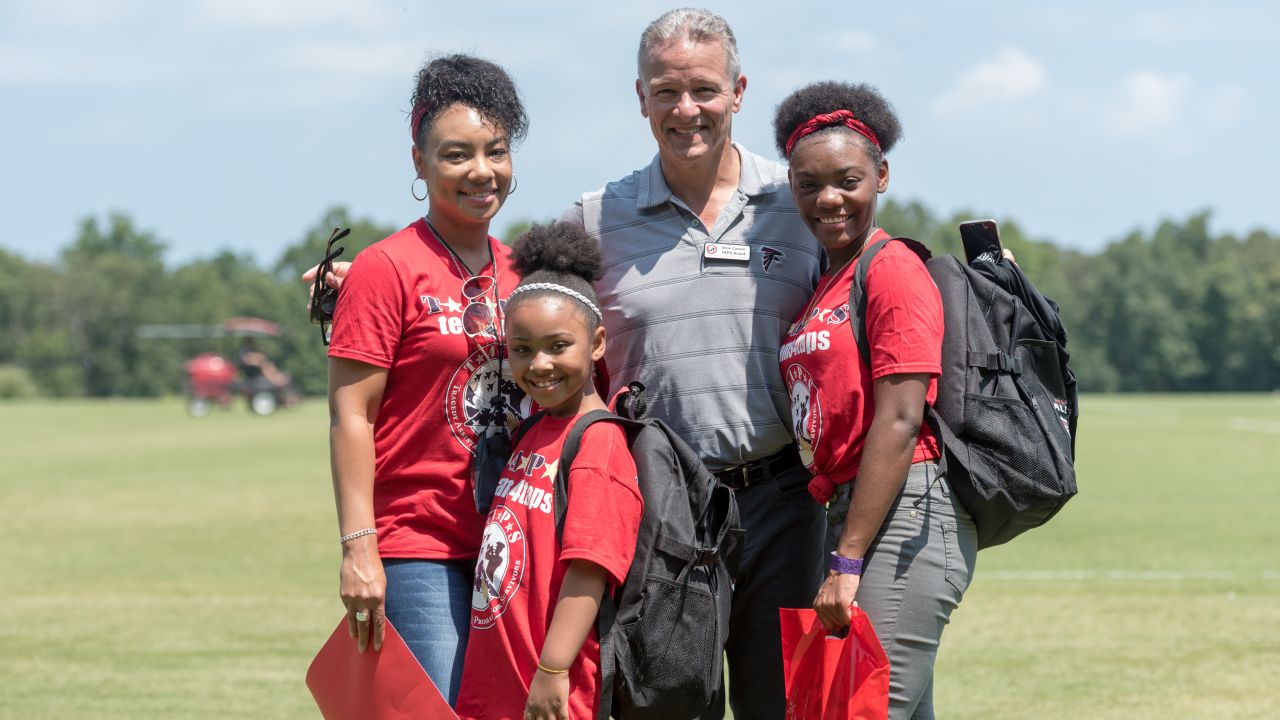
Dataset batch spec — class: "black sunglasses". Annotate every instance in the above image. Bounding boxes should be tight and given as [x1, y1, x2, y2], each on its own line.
[309, 227, 350, 345]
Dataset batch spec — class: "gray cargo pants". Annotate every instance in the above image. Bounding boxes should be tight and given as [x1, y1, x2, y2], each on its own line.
[826, 461, 978, 720]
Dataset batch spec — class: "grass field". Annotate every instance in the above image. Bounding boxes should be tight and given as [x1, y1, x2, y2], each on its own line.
[1, 394, 1277, 719]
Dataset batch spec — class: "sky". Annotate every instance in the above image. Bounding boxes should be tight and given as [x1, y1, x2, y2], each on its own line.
[2, 0, 1276, 266]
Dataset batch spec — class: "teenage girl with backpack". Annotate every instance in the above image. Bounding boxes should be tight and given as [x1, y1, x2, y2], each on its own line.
[773, 81, 978, 719]
[455, 223, 644, 720]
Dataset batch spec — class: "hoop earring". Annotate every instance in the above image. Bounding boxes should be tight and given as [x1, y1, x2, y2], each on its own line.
[507, 176, 518, 196]
[411, 177, 428, 202]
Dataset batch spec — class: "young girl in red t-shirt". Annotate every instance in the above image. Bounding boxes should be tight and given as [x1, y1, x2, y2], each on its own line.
[456, 223, 643, 720]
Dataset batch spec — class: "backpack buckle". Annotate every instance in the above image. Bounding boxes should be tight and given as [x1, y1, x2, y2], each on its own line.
[968, 351, 1022, 375]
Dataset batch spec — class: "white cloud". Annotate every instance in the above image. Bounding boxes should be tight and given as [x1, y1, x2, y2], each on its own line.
[1103, 71, 1191, 138]
[0, 44, 177, 87]
[275, 40, 421, 80]
[1203, 85, 1249, 130]
[933, 48, 1047, 117]
[1125, 7, 1269, 46]
[9, 0, 143, 30]
[194, 0, 387, 31]
[825, 29, 879, 54]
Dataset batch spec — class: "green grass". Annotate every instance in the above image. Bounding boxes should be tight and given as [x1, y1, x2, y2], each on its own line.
[1, 395, 1277, 718]
[935, 394, 1280, 719]
[1, 399, 335, 719]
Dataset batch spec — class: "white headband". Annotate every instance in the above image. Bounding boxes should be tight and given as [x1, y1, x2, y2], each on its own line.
[508, 282, 603, 321]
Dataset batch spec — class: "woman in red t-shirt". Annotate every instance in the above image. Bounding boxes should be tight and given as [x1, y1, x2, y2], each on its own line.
[324, 55, 531, 705]
[456, 223, 643, 720]
[773, 82, 978, 719]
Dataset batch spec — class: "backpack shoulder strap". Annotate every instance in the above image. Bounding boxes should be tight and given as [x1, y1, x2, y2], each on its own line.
[847, 238, 962, 466]
[848, 236, 932, 368]
[552, 409, 635, 540]
[549, 408, 634, 720]
[510, 410, 545, 449]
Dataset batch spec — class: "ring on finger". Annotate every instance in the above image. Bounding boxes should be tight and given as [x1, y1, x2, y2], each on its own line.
[354, 609, 370, 622]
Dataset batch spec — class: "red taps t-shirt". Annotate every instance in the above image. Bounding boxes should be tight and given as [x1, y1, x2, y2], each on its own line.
[779, 233, 943, 486]
[456, 415, 643, 720]
[328, 219, 529, 559]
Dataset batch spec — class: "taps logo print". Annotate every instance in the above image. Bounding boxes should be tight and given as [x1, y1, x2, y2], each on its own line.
[471, 505, 526, 630]
[445, 346, 533, 453]
[785, 363, 821, 468]
[826, 303, 849, 325]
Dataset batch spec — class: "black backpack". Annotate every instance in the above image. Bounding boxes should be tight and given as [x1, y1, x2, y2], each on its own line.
[848, 237, 1079, 549]
[515, 382, 742, 719]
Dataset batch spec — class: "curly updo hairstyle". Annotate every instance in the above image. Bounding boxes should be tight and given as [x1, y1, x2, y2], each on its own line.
[409, 54, 529, 149]
[772, 81, 903, 165]
[507, 223, 605, 332]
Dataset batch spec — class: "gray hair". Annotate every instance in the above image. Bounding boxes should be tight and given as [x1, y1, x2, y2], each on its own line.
[637, 8, 741, 82]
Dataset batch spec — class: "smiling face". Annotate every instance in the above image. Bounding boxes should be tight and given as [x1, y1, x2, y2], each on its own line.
[636, 38, 745, 167]
[505, 296, 606, 418]
[788, 131, 889, 269]
[412, 103, 512, 231]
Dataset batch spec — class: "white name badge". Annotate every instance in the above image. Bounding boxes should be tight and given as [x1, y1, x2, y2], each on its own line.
[704, 243, 751, 262]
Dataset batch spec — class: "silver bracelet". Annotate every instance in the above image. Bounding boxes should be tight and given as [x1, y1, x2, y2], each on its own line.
[339, 527, 377, 544]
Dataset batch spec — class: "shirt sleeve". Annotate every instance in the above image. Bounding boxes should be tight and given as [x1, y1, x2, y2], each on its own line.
[865, 245, 944, 380]
[560, 423, 643, 586]
[558, 201, 586, 229]
[327, 246, 404, 369]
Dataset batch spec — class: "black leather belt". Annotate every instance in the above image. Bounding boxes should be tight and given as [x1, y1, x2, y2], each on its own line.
[714, 445, 803, 490]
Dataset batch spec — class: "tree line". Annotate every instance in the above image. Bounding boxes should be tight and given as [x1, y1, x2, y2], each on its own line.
[0, 202, 1275, 399]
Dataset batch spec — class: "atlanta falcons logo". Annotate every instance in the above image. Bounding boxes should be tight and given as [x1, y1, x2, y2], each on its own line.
[761, 246, 784, 272]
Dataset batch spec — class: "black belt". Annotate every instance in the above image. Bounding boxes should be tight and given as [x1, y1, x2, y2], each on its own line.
[713, 445, 803, 490]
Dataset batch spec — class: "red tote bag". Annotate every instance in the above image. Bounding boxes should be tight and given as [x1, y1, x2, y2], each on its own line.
[780, 607, 890, 720]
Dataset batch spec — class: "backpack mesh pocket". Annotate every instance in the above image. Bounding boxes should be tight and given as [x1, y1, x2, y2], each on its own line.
[963, 394, 1059, 497]
[633, 576, 718, 694]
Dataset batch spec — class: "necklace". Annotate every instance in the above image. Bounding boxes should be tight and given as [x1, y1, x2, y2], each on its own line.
[788, 228, 880, 336]
[424, 217, 493, 278]
[424, 217, 503, 345]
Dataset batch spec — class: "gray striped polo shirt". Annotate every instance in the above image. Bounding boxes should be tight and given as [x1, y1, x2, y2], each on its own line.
[563, 144, 821, 470]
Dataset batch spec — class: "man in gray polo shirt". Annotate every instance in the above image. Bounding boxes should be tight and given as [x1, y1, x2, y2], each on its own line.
[562, 9, 825, 719]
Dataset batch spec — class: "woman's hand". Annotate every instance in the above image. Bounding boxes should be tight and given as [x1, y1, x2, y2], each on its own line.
[340, 534, 386, 652]
[302, 261, 353, 298]
[525, 669, 571, 720]
[813, 571, 859, 632]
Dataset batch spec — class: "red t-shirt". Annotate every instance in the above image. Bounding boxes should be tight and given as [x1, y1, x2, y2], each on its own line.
[456, 415, 643, 720]
[780, 232, 943, 487]
[328, 219, 529, 559]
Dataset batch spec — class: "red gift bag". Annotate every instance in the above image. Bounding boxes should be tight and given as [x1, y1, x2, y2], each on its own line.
[780, 607, 889, 720]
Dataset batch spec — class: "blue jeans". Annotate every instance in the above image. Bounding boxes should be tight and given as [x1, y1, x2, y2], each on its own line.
[382, 558, 474, 706]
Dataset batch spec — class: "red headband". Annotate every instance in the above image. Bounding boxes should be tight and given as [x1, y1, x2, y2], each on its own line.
[784, 109, 881, 157]
[410, 103, 429, 143]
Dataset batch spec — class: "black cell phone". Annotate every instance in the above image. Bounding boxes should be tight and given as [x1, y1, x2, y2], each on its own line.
[959, 219, 1003, 265]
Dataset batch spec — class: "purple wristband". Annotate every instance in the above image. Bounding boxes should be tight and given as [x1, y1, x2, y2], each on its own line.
[829, 552, 864, 576]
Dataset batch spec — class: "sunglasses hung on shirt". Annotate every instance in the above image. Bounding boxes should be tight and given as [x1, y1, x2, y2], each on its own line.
[309, 227, 350, 345]
[461, 274, 499, 339]
[461, 272, 511, 514]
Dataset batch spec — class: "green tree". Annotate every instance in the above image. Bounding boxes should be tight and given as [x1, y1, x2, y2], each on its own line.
[270, 206, 395, 395]
[55, 214, 172, 396]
